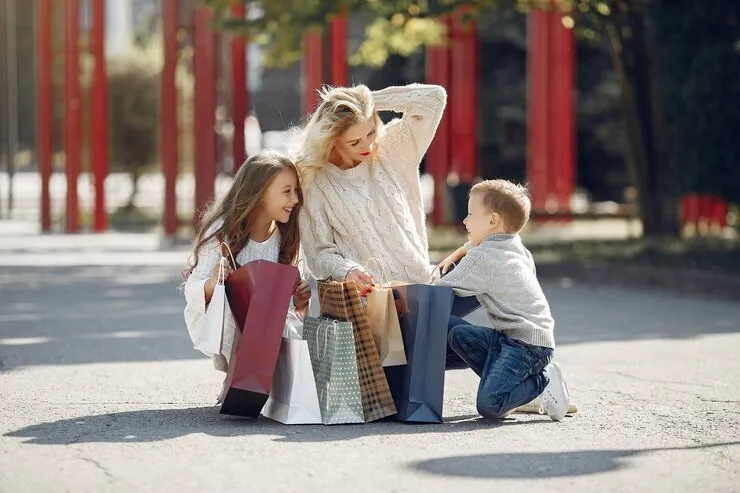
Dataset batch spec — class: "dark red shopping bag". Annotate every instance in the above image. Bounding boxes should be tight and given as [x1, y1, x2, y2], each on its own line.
[220, 260, 300, 417]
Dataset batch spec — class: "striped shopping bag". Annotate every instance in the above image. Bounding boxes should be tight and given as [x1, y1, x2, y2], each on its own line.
[317, 280, 396, 422]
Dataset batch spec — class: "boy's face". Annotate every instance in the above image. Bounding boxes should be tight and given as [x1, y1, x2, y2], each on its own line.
[463, 193, 498, 246]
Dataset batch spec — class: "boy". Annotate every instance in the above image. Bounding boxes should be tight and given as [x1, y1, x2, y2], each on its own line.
[434, 179, 570, 421]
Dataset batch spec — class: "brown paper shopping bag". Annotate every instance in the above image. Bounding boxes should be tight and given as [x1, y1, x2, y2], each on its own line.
[365, 287, 406, 367]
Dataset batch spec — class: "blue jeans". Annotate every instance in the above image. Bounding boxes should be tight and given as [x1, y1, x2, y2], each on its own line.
[447, 321, 553, 419]
[444, 296, 482, 370]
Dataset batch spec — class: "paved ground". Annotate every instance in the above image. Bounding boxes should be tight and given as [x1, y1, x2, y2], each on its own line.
[1, 222, 739, 492]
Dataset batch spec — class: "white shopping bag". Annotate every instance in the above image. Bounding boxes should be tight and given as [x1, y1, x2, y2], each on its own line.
[262, 332, 322, 425]
[193, 258, 227, 356]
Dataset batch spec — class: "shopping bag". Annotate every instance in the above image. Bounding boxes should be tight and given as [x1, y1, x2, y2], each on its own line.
[261, 336, 322, 425]
[317, 280, 396, 422]
[365, 287, 406, 367]
[192, 258, 228, 356]
[303, 316, 365, 424]
[384, 283, 454, 423]
[219, 260, 300, 417]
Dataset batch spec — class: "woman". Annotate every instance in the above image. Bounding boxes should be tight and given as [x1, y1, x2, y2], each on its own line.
[295, 83, 447, 289]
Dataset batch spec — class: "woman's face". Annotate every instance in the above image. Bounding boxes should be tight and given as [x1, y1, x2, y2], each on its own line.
[333, 117, 377, 164]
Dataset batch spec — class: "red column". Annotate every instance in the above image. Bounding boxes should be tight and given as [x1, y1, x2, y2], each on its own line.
[527, 9, 575, 218]
[449, 9, 478, 183]
[193, 8, 218, 222]
[425, 16, 451, 226]
[330, 11, 348, 87]
[90, 0, 108, 231]
[64, 0, 81, 232]
[548, 12, 575, 216]
[161, 0, 179, 236]
[303, 29, 324, 114]
[527, 10, 548, 213]
[231, 4, 247, 171]
[36, 0, 53, 232]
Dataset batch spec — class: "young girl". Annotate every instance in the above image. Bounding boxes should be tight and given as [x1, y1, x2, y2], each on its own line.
[183, 150, 311, 374]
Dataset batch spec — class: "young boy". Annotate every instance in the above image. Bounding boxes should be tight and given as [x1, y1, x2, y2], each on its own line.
[434, 179, 570, 421]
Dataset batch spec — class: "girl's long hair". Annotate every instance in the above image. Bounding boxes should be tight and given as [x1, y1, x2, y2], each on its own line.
[292, 84, 383, 186]
[184, 151, 302, 278]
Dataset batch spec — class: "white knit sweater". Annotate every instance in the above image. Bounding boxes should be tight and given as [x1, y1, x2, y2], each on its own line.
[299, 84, 447, 284]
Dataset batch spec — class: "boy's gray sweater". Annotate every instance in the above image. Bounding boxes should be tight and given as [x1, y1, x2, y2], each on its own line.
[435, 233, 555, 348]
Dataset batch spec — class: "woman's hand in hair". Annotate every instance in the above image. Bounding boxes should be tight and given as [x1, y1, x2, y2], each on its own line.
[345, 267, 375, 296]
[204, 257, 233, 304]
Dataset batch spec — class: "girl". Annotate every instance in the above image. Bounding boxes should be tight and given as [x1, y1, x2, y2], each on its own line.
[183, 150, 311, 374]
[294, 83, 447, 289]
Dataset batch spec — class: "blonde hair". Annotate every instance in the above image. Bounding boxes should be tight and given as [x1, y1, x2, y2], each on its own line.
[293, 84, 383, 186]
[470, 179, 532, 233]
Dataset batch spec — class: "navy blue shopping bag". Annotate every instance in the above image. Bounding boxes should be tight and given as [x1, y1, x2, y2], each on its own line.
[384, 284, 454, 423]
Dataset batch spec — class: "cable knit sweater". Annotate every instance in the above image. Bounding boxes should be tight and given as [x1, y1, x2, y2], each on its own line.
[299, 84, 447, 284]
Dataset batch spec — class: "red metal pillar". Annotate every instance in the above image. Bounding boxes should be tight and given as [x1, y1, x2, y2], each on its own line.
[527, 8, 575, 217]
[527, 9, 550, 213]
[193, 8, 218, 222]
[162, 0, 179, 236]
[449, 9, 478, 183]
[231, 4, 247, 171]
[303, 29, 324, 114]
[64, 0, 81, 232]
[330, 11, 348, 87]
[90, 0, 108, 231]
[425, 16, 451, 226]
[549, 12, 575, 215]
[36, 0, 53, 232]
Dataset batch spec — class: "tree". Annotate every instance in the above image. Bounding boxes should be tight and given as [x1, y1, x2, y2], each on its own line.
[203, 0, 736, 237]
[106, 39, 161, 210]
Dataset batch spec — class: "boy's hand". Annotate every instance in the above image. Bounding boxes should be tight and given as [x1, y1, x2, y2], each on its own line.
[436, 246, 468, 275]
[293, 280, 311, 310]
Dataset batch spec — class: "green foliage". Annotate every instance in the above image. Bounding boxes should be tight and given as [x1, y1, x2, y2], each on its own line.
[651, 0, 740, 202]
[106, 38, 161, 206]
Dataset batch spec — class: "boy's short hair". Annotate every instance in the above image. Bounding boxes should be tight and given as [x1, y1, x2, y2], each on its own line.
[470, 179, 531, 233]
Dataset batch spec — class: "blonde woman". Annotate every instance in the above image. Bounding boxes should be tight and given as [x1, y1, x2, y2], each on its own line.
[295, 83, 447, 289]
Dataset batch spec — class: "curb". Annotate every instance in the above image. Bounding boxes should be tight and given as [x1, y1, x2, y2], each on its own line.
[536, 262, 740, 301]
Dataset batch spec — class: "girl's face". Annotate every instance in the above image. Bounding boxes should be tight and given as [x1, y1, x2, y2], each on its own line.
[333, 117, 377, 164]
[261, 168, 300, 224]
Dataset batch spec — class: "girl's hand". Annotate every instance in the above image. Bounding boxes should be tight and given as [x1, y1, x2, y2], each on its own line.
[345, 267, 375, 296]
[436, 246, 468, 275]
[293, 280, 311, 310]
[204, 257, 233, 303]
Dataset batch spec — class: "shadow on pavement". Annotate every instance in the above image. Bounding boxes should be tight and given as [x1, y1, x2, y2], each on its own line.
[4, 406, 547, 445]
[408, 442, 740, 479]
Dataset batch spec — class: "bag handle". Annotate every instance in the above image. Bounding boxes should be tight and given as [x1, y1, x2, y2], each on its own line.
[364, 257, 391, 287]
[316, 319, 331, 361]
[216, 257, 227, 286]
[318, 280, 352, 319]
[218, 241, 237, 270]
[430, 260, 457, 284]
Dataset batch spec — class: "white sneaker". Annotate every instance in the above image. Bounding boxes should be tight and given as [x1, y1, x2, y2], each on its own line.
[538, 362, 570, 421]
[515, 397, 578, 415]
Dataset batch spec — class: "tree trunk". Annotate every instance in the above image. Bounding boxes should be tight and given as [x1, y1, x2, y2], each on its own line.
[602, 7, 679, 239]
[127, 163, 140, 210]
